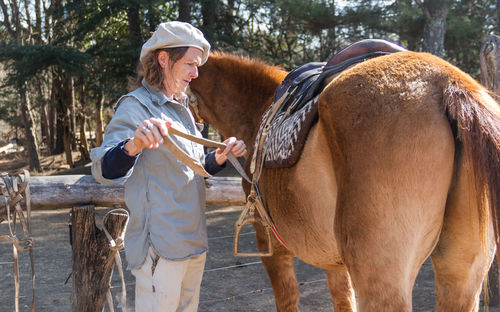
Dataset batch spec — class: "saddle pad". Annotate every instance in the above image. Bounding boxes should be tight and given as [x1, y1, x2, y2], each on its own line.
[255, 95, 319, 168]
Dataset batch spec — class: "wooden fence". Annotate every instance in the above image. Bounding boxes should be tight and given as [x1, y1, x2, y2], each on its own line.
[1, 174, 245, 311]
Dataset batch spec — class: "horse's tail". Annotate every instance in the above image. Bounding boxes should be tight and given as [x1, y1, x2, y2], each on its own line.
[443, 78, 500, 254]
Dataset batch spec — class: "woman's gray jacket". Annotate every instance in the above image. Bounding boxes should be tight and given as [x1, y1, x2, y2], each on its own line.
[90, 80, 207, 269]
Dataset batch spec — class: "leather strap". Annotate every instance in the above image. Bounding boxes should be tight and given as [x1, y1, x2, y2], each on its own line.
[0, 170, 36, 312]
[162, 128, 212, 178]
[102, 208, 129, 312]
[167, 126, 252, 182]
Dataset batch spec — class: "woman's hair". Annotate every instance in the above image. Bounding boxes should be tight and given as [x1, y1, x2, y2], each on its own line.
[130, 47, 189, 91]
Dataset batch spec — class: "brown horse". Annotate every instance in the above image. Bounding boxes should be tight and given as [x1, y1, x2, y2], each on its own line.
[188, 51, 500, 311]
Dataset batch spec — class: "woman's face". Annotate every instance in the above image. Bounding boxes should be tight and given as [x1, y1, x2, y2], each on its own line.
[158, 47, 203, 97]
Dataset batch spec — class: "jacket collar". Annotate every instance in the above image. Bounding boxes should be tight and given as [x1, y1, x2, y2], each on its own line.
[141, 78, 186, 107]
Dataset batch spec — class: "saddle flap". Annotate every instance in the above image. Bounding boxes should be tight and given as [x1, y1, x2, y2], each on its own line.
[273, 62, 325, 103]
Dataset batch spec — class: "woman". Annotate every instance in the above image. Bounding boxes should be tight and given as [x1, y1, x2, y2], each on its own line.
[90, 21, 246, 312]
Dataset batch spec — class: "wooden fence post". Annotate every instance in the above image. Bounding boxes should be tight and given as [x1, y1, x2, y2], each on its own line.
[71, 204, 128, 311]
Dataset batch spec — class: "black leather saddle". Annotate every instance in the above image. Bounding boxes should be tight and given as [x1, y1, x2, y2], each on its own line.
[271, 39, 407, 120]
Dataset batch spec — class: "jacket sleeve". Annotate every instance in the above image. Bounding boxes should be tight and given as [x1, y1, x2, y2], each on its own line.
[90, 96, 148, 184]
[204, 150, 226, 175]
[101, 139, 139, 179]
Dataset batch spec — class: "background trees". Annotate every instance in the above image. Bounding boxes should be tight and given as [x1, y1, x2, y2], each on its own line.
[0, 0, 498, 170]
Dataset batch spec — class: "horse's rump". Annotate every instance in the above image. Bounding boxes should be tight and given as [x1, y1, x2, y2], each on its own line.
[319, 50, 500, 252]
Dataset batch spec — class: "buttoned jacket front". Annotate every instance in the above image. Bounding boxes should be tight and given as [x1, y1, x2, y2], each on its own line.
[91, 79, 207, 269]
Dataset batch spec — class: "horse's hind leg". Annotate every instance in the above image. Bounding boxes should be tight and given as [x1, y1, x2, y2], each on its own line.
[337, 196, 444, 311]
[325, 267, 356, 311]
[431, 159, 495, 311]
[324, 92, 454, 310]
[255, 223, 300, 312]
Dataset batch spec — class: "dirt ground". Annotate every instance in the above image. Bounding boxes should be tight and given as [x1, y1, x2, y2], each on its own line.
[0, 207, 430, 312]
[0, 153, 499, 311]
[0, 206, 498, 312]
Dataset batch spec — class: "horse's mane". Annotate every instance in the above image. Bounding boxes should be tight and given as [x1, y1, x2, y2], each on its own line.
[208, 51, 288, 94]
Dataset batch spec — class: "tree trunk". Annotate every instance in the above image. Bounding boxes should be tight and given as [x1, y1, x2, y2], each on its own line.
[63, 122, 73, 167]
[146, 1, 159, 32]
[52, 69, 74, 165]
[1, 0, 41, 171]
[38, 78, 51, 154]
[34, 0, 42, 43]
[179, 0, 191, 22]
[19, 85, 41, 172]
[51, 0, 73, 165]
[497, 0, 500, 33]
[95, 91, 104, 147]
[48, 97, 56, 154]
[320, 28, 336, 61]
[480, 35, 500, 99]
[53, 71, 65, 154]
[421, 0, 449, 57]
[71, 205, 128, 312]
[127, 1, 142, 50]
[77, 83, 90, 160]
[69, 77, 76, 151]
[40, 102, 50, 153]
[201, 0, 217, 42]
[64, 76, 75, 166]
[318, 0, 336, 61]
[77, 117, 90, 160]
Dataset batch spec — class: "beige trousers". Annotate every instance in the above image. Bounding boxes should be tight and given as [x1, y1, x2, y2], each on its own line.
[131, 247, 207, 312]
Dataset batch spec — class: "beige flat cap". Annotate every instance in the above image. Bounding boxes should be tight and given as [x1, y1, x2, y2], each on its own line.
[140, 21, 210, 65]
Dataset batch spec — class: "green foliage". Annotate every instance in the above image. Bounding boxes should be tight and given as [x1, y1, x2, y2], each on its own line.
[0, 88, 20, 128]
[226, 0, 337, 68]
[445, 0, 495, 77]
[388, 1, 425, 50]
[64, 0, 179, 103]
[0, 42, 91, 87]
[0, 0, 498, 142]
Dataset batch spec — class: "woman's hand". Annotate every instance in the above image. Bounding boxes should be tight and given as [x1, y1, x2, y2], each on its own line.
[214, 137, 247, 165]
[124, 118, 172, 156]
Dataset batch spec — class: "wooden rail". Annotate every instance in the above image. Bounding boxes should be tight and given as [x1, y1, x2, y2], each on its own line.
[0, 175, 246, 209]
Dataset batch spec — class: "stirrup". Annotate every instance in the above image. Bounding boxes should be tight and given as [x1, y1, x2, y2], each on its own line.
[234, 189, 273, 257]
